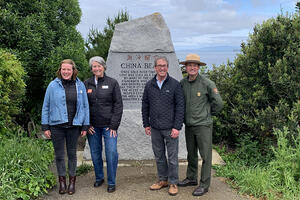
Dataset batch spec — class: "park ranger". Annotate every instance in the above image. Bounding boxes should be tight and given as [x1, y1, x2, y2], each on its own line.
[178, 53, 224, 196]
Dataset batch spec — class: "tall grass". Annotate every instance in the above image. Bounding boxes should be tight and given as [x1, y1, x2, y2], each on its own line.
[215, 127, 300, 200]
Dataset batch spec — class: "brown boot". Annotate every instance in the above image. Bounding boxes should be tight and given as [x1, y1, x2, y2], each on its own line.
[67, 176, 76, 195]
[149, 181, 168, 190]
[58, 176, 67, 194]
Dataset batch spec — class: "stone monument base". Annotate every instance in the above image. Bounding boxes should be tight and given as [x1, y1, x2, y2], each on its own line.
[83, 109, 187, 160]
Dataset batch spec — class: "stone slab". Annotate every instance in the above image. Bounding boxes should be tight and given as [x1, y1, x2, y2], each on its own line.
[84, 13, 186, 160]
[109, 13, 174, 52]
[106, 52, 182, 109]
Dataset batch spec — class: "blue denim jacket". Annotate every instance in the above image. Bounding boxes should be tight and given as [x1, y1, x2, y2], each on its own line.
[41, 78, 89, 126]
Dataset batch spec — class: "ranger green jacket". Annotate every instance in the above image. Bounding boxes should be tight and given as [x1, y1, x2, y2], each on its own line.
[180, 74, 224, 126]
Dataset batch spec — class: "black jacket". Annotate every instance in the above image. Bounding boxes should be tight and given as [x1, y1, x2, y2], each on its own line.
[142, 74, 184, 130]
[84, 75, 123, 130]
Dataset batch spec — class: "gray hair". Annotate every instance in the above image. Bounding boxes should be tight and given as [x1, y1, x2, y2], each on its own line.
[154, 56, 169, 67]
[89, 56, 106, 69]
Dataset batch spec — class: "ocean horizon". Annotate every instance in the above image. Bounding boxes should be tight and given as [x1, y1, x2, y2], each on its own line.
[175, 46, 241, 69]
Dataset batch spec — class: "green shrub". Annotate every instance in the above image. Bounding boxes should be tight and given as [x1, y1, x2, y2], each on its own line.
[215, 127, 300, 200]
[76, 163, 93, 176]
[0, 135, 55, 200]
[0, 49, 26, 127]
[210, 6, 300, 200]
[268, 127, 300, 199]
[234, 134, 273, 167]
[0, 0, 89, 127]
[209, 11, 300, 147]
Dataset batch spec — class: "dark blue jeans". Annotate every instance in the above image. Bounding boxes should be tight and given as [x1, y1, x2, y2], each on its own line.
[151, 128, 179, 184]
[87, 127, 118, 186]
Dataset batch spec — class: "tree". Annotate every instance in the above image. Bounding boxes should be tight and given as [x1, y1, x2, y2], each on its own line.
[85, 10, 129, 60]
[208, 9, 300, 146]
[0, 49, 26, 127]
[0, 0, 89, 125]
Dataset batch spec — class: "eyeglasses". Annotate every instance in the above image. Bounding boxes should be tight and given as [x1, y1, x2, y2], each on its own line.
[155, 64, 168, 68]
[186, 64, 199, 68]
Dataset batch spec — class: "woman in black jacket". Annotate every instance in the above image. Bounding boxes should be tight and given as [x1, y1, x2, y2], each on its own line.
[85, 56, 123, 193]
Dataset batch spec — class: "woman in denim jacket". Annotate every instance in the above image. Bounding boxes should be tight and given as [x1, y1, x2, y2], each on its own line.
[41, 59, 89, 195]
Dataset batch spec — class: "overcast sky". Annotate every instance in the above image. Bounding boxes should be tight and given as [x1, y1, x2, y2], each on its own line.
[76, 0, 297, 65]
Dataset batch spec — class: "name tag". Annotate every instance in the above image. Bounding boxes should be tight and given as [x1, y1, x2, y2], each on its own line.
[102, 85, 109, 89]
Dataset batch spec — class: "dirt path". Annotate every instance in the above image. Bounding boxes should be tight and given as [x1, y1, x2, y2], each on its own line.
[41, 161, 249, 200]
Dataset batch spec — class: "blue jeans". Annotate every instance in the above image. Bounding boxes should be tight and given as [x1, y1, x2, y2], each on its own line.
[87, 127, 118, 186]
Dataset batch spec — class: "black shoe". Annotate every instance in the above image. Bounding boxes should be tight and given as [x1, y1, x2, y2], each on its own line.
[94, 179, 104, 187]
[178, 178, 198, 187]
[107, 185, 116, 193]
[192, 186, 208, 196]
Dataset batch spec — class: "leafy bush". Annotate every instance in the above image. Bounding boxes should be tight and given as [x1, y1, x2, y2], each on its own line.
[0, 49, 26, 127]
[0, 134, 55, 200]
[210, 6, 300, 200]
[0, 0, 89, 126]
[215, 127, 300, 200]
[209, 11, 300, 146]
[233, 134, 273, 167]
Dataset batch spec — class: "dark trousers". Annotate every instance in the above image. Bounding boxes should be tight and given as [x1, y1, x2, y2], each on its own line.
[50, 126, 80, 176]
[151, 128, 179, 184]
[185, 125, 212, 189]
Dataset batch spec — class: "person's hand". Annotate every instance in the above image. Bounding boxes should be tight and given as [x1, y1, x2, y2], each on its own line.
[106, 128, 117, 137]
[88, 126, 95, 135]
[44, 130, 51, 138]
[145, 127, 151, 136]
[81, 131, 87, 137]
[170, 128, 179, 138]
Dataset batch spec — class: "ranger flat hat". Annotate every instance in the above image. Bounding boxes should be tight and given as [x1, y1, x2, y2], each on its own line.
[179, 53, 206, 66]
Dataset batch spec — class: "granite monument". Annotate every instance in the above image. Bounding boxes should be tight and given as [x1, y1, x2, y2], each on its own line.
[84, 13, 187, 160]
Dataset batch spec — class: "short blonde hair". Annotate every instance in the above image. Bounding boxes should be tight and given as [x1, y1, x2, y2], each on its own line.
[56, 59, 78, 80]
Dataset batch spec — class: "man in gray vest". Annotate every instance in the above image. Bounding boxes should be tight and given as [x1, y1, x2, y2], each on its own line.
[178, 54, 223, 196]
